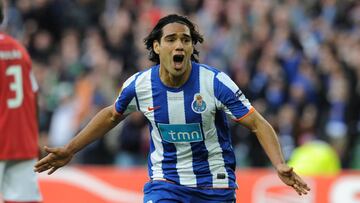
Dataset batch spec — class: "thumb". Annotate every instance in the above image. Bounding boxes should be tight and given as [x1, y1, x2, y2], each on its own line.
[44, 146, 57, 153]
[283, 166, 293, 173]
[277, 164, 293, 174]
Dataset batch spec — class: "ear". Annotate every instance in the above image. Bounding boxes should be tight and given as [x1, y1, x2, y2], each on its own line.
[153, 40, 160, 55]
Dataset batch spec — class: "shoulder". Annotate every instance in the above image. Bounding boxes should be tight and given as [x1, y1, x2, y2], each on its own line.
[139, 65, 157, 76]
[123, 65, 156, 87]
[195, 63, 237, 90]
[196, 62, 221, 76]
[134, 64, 157, 81]
[0, 33, 15, 44]
[195, 62, 234, 83]
[0, 33, 31, 62]
[0, 33, 24, 50]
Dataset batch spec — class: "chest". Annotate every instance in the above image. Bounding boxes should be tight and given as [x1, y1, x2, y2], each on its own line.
[138, 88, 216, 125]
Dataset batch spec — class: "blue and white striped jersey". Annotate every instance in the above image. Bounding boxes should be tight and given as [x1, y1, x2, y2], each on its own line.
[114, 62, 254, 188]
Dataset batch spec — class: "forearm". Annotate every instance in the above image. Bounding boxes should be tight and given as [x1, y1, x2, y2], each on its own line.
[65, 106, 123, 154]
[252, 117, 285, 168]
[239, 110, 285, 168]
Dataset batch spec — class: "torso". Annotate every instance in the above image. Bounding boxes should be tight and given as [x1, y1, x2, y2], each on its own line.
[0, 33, 38, 160]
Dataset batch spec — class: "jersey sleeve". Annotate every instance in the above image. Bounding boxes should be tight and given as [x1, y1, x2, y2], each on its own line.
[114, 73, 139, 115]
[214, 72, 254, 120]
[29, 70, 38, 92]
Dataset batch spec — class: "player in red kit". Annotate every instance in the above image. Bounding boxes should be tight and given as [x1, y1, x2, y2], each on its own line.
[0, 1, 42, 202]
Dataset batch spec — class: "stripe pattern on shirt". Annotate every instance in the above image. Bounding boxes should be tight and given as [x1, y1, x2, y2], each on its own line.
[114, 62, 252, 188]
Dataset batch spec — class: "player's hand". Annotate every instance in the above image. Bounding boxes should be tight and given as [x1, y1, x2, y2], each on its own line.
[276, 163, 311, 195]
[34, 146, 73, 175]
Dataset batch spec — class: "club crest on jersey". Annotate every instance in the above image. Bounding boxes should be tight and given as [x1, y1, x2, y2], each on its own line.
[191, 93, 207, 113]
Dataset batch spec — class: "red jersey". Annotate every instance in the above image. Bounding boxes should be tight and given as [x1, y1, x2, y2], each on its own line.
[0, 32, 38, 160]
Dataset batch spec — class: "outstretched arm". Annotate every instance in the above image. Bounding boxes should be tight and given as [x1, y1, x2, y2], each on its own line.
[237, 109, 310, 195]
[34, 105, 125, 174]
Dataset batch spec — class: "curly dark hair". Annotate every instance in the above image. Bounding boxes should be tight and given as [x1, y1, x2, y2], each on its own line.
[144, 14, 204, 64]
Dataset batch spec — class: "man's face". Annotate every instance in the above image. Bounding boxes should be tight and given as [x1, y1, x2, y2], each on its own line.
[154, 22, 194, 77]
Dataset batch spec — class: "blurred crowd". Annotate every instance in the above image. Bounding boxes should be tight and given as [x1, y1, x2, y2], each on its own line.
[4, 0, 360, 169]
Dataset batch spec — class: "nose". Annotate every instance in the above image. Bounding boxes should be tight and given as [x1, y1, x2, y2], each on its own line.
[174, 39, 184, 50]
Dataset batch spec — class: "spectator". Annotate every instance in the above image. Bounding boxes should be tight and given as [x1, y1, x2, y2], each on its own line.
[2, 0, 358, 169]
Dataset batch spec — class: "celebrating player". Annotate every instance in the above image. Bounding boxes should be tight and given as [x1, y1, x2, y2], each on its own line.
[34, 14, 310, 202]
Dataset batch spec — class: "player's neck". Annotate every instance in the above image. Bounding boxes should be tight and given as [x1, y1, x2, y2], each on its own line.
[159, 63, 192, 88]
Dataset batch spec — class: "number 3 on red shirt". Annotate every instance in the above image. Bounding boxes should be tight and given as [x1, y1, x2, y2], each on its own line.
[6, 65, 24, 109]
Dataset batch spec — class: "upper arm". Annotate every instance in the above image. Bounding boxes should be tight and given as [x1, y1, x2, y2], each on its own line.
[237, 109, 267, 131]
[110, 105, 126, 123]
[114, 74, 139, 115]
[214, 72, 253, 120]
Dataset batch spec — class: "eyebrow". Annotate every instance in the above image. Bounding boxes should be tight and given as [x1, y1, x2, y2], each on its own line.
[164, 33, 191, 39]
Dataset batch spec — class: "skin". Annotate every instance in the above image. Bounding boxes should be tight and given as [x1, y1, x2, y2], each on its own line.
[34, 21, 310, 196]
[238, 110, 310, 195]
[154, 22, 194, 88]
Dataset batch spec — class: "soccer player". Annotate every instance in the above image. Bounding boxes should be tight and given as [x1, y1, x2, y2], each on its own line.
[34, 14, 310, 202]
[0, 1, 42, 203]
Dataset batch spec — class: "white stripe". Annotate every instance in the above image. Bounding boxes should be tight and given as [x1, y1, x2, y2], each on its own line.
[200, 66, 229, 187]
[123, 98, 137, 115]
[115, 72, 138, 103]
[216, 72, 238, 93]
[135, 69, 164, 179]
[39, 167, 143, 203]
[123, 73, 137, 89]
[238, 93, 252, 109]
[167, 91, 197, 186]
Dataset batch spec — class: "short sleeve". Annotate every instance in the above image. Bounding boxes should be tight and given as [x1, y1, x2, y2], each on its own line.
[114, 73, 139, 115]
[29, 70, 38, 92]
[214, 72, 254, 120]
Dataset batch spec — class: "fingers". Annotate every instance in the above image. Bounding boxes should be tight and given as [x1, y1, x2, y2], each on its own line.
[34, 159, 60, 175]
[292, 184, 303, 195]
[34, 146, 71, 175]
[292, 182, 310, 195]
[34, 162, 52, 173]
[289, 172, 311, 195]
[295, 174, 310, 190]
[277, 165, 311, 195]
[294, 174, 311, 192]
[34, 147, 58, 173]
[35, 164, 58, 175]
[48, 166, 59, 175]
[34, 154, 53, 169]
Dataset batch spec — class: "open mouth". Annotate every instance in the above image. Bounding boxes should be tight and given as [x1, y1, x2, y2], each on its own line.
[173, 54, 184, 63]
[173, 54, 184, 70]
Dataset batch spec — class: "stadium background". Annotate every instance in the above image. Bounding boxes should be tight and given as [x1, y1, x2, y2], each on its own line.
[2, 0, 360, 202]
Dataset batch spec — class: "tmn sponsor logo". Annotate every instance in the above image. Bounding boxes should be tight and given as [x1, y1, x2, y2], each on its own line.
[158, 123, 204, 143]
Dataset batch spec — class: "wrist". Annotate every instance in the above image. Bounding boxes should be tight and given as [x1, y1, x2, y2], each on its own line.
[64, 143, 77, 156]
[275, 162, 287, 171]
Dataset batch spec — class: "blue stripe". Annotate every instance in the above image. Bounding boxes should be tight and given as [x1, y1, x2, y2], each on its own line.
[151, 66, 179, 183]
[115, 73, 141, 113]
[214, 110, 237, 188]
[214, 75, 249, 118]
[184, 63, 212, 187]
[147, 120, 155, 178]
